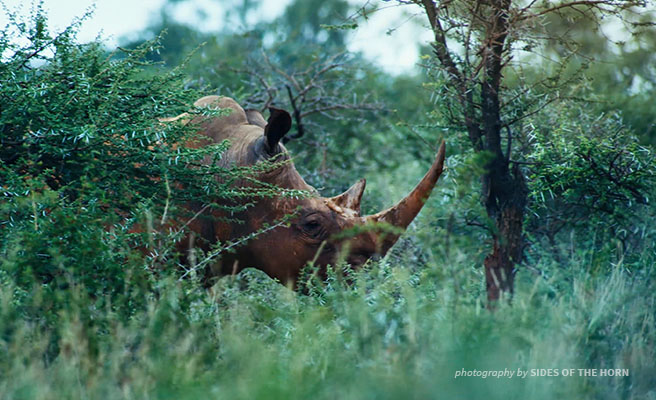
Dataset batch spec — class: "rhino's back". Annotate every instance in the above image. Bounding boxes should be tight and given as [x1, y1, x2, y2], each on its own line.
[194, 96, 251, 142]
[192, 96, 267, 167]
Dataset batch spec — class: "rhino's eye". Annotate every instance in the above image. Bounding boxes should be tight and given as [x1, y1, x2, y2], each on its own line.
[299, 214, 326, 240]
[303, 220, 322, 233]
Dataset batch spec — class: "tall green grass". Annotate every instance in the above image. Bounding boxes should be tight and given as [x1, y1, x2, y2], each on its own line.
[1, 247, 653, 400]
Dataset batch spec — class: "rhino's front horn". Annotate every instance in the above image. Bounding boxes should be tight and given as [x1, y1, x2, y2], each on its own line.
[365, 141, 446, 250]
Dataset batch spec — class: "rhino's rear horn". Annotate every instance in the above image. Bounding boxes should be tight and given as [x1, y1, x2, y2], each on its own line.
[264, 107, 292, 152]
[329, 178, 366, 215]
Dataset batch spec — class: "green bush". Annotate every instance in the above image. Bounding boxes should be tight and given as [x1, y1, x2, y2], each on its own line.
[0, 5, 286, 330]
[525, 106, 656, 269]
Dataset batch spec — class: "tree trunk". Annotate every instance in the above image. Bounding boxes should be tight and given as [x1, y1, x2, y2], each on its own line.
[420, 0, 527, 304]
[477, 0, 524, 304]
[467, 102, 527, 303]
[482, 162, 527, 303]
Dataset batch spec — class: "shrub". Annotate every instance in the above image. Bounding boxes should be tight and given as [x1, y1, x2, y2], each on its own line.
[0, 4, 283, 329]
[525, 106, 656, 269]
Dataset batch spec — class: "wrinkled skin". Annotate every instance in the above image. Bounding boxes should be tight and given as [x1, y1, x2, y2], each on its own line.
[173, 96, 446, 286]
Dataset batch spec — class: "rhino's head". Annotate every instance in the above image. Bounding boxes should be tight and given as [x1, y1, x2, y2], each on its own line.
[186, 96, 445, 285]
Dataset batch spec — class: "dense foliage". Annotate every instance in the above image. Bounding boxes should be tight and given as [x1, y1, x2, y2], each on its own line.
[0, 5, 292, 332]
[1, 2, 655, 399]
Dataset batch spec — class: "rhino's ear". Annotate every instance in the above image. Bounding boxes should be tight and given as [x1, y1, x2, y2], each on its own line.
[245, 109, 267, 128]
[264, 107, 292, 152]
[329, 178, 366, 215]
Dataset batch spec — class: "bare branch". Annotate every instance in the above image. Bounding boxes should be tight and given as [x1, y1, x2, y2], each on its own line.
[285, 85, 305, 142]
[516, 0, 639, 22]
[418, 0, 464, 86]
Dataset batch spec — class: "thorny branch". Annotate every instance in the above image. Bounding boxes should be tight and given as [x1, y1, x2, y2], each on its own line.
[226, 53, 384, 143]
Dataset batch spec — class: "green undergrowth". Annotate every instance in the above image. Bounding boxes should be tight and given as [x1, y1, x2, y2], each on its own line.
[1, 250, 654, 400]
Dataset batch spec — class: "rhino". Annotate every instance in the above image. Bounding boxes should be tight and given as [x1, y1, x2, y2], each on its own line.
[171, 96, 446, 286]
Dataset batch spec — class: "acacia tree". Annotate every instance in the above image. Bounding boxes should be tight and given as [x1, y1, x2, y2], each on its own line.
[386, 0, 652, 302]
[0, 7, 298, 322]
